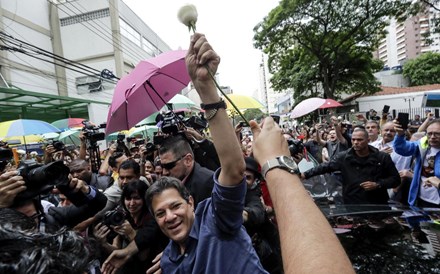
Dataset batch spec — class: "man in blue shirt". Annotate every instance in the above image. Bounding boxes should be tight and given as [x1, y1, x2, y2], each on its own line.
[145, 33, 267, 273]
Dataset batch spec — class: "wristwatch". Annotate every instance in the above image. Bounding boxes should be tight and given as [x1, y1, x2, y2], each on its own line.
[200, 99, 227, 120]
[261, 156, 299, 179]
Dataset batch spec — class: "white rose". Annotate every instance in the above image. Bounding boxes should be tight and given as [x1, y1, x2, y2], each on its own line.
[177, 4, 198, 31]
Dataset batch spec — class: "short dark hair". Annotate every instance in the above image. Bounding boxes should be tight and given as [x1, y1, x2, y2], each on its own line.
[121, 180, 148, 226]
[353, 127, 369, 139]
[118, 159, 140, 176]
[159, 135, 193, 158]
[68, 159, 89, 172]
[145, 176, 190, 215]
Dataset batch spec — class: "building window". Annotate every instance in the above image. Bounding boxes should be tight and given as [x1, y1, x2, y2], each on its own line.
[119, 18, 141, 47]
[60, 9, 110, 27]
[142, 37, 159, 56]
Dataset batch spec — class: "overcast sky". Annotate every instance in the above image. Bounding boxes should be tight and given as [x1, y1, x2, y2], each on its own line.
[123, 0, 279, 96]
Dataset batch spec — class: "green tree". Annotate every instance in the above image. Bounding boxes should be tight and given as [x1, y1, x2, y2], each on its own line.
[403, 52, 440, 86]
[243, 108, 265, 122]
[253, 0, 410, 99]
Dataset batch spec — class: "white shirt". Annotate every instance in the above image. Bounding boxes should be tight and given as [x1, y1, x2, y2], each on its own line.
[371, 139, 412, 171]
[419, 147, 440, 204]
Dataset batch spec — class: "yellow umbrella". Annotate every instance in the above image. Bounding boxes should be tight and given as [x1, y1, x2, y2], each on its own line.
[223, 94, 264, 110]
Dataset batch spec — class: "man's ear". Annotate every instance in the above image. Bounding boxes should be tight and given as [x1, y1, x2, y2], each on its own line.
[183, 153, 193, 166]
[188, 195, 195, 211]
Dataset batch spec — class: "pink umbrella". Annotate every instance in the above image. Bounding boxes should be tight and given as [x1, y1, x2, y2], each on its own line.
[106, 50, 190, 134]
[290, 98, 325, 119]
[319, 98, 343, 109]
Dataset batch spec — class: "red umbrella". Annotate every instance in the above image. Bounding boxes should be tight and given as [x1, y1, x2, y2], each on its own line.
[106, 50, 190, 135]
[319, 98, 343, 109]
[51, 118, 85, 131]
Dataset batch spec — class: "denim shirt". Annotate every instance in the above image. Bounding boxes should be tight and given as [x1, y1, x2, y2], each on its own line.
[160, 169, 268, 274]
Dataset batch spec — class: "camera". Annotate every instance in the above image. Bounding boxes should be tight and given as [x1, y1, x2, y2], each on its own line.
[15, 160, 70, 202]
[161, 111, 183, 135]
[0, 148, 13, 173]
[103, 207, 126, 227]
[287, 139, 304, 156]
[183, 116, 208, 131]
[135, 139, 145, 146]
[82, 121, 106, 143]
[47, 140, 65, 152]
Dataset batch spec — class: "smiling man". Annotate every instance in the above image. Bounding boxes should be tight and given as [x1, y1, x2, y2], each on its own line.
[145, 33, 267, 273]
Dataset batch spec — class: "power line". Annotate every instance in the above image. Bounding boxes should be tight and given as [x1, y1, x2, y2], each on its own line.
[0, 32, 114, 81]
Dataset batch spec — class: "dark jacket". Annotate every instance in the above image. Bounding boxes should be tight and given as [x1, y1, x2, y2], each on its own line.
[184, 162, 215, 207]
[304, 146, 400, 204]
[47, 187, 107, 228]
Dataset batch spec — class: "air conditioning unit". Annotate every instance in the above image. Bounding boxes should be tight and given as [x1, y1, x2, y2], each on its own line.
[76, 75, 103, 94]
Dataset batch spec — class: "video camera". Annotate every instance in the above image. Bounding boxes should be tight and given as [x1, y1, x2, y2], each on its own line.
[82, 120, 106, 143]
[0, 147, 13, 173]
[287, 139, 304, 156]
[14, 160, 70, 202]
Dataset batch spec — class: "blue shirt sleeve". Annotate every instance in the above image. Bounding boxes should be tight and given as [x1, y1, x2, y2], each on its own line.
[211, 168, 246, 235]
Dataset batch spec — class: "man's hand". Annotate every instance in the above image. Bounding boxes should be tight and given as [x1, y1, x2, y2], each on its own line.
[424, 176, 440, 189]
[108, 143, 118, 155]
[249, 117, 290, 165]
[112, 220, 136, 240]
[184, 127, 204, 142]
[186, 33, 220, 95]
[393, 119, 405, 136]
[399, 169, 413, 179]
[79, 131, 86, 144]
[242, 210, 249, 223]
[101, 249, 131, 274]
[0, 171, 26, 208]
[380, 147, 393, 154]
[146, 252, 163, 274]
[69, 178, 89, 194]
[360, 181, 380, 191]
[93, 222, 111, 243]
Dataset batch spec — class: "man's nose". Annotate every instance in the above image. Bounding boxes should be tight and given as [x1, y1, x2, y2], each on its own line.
[164, 209, 176, 222]
[162, 169, 170, 176]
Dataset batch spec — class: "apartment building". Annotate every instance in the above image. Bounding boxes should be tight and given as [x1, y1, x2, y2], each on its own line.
[374, 5, 440, 68]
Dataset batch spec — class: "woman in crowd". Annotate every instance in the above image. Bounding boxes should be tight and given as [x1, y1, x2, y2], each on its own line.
[93, 180, 152, 273]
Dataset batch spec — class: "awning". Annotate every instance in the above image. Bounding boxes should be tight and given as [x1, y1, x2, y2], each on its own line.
[0, 86, 109, 122]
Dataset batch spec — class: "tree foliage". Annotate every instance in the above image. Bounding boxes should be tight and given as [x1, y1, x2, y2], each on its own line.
[253, 0, 410, 100]
[243, 108, 265, 122]
[403, 52, 440, 86]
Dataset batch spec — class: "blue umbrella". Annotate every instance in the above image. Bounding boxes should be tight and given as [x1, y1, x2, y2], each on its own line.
[0, 119, 61, 137]
[0, 119, 61, 152]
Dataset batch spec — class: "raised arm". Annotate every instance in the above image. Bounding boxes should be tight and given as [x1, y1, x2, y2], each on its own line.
[250, 117, 354, 274]
[186, 33, 245, 186]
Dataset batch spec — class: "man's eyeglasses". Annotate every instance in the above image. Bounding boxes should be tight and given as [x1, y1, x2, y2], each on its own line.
[427, 132, 440, 138]
[161, 155, 185, 170]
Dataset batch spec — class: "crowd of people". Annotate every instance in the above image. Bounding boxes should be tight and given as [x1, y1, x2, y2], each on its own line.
[1, 33, 439, 274]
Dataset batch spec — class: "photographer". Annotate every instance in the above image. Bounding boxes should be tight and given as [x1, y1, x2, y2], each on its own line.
[69, 159, 112, 192]
[0, 164, 107, 231]
[93, 180, 167, 273]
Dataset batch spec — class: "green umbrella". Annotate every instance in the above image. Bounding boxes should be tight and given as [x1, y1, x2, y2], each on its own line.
[128, 125, 158, 139]
[58, 129, 81, 146]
